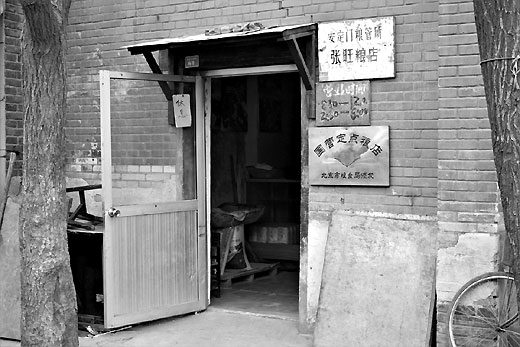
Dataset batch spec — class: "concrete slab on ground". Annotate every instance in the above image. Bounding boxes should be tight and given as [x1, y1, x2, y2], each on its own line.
[313, 212, 437, 347]
[0, 309, 311, 347]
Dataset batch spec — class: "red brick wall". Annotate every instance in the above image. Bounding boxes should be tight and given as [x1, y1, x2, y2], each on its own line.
[438, 1, 496, 236]
[4, 0, 23, 174]
[436, 1, 499, 346]
[307, 1, 439, 216]
[65, 1, 500, 344]
[66, 0, 441, 216]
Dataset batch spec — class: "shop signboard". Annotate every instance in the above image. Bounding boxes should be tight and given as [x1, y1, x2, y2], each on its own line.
[309, 126, 389, 186]
[316, 80, 370, 126]
[318, 17, 395, 81]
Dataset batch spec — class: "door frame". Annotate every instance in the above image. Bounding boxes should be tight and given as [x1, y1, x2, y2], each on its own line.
[201, 65, 305, 323]
[100, 70, 208, 327]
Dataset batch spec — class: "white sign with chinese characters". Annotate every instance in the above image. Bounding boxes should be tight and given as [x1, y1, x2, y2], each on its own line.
[309, 126, 389, 186]
[173, 94, 192, 128]
[318, 17, 395, 81]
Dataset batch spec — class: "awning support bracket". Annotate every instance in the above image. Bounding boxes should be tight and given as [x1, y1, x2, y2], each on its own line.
[283, 35, 313, 91]
[143, 52, 173, 101]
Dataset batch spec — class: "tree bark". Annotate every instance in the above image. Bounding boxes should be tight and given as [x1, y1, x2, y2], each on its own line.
[473, 0, 520, 298]
[18, 0, 77, 346]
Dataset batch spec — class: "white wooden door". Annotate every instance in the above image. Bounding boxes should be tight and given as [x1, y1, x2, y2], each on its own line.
[99, 71, 207, 328]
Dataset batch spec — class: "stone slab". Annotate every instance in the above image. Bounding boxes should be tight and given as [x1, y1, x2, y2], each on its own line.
[306, 212, 329, 329]
[0, 197, 21, 340]
[313, 212, 437, 347]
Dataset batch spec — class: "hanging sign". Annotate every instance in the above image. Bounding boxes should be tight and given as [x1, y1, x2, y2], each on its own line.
[318, 16, 395, 81]
[173, 94, 192, 128]
[316, 81, 370, 126]
[309, 126, 389, 186]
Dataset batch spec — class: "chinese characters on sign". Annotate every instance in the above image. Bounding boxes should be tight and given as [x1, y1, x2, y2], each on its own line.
[173, 94, 192, 128]
[309, 126, 389, 186]
[318, 17, 395, 81]
[316, 81, 370, 126]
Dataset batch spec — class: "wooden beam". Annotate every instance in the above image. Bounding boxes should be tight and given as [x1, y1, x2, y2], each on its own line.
[200, 64, 297, 78]
[143, 52, 174, 100]
[279, 31, 314, 41]
[108, 70, 195, 83]
[65, 184, 101, 193]
[282, 24, 316, 41]
[285, 37, 313, 91]
[307, 33, 316, 119]
[166, 49, 178, 126]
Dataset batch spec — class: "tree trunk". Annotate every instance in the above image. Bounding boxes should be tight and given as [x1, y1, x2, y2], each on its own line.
[18, 0, 77, 346]
[473, 0, 520, 299]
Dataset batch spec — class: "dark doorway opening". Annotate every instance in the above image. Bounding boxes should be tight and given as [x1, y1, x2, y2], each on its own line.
[209, 72, 301, 320]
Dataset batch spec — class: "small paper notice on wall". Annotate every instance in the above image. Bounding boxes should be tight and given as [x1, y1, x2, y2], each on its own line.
[173, 94, 192, 128]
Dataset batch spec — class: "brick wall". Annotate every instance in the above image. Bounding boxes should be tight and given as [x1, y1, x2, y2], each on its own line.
[436, 1, 500, 346]
[66, 0, 441, 215]
[65, 0, 501, 344]
[4, 0, 23, 175]
[307, 1, 439, 216]
[437, 1, 497, 241]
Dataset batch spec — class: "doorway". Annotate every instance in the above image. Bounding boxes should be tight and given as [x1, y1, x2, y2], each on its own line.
[207, 72, 302, 320]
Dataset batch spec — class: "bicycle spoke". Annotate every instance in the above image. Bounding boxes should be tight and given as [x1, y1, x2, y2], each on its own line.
[500, 331, 520, 347]
[454, 327, 497, 346]
[503, 332, 520, 347]
[449, 274, 520, 347]
[476, 332, 498, 345]
[500, 329, 520, 344]
[500, 279, 516, 324]
[497, 335, 510, 347]
[454, 309, 498, 329]
[501, 328, 520, 336]
[494, 321, 520, 347]
[508, 335, 520, 347]
[506, 281, 517, 320]
[504, 334, 518, 347]
[498, 336, 511, 347]
[505, 279, 514, 319]
[456, 336, 492, 347]
[498, 279, 507, 321]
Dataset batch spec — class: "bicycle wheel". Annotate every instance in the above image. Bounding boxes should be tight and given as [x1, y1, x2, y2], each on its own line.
[447, 272, 520, 347]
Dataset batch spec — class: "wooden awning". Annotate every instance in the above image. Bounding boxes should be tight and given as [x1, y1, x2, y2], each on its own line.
[124, 23, 316, 90]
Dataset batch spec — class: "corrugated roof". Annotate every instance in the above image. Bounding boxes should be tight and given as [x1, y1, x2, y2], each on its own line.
[124, 23, 315, 54]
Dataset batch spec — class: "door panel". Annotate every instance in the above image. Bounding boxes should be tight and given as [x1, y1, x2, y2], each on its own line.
[108, 211, 198, 325]
[100, 71, 207, 328]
